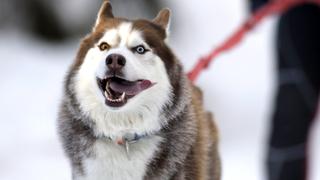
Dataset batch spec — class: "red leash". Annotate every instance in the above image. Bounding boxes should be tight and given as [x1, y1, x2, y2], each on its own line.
[187, 0, 320, 82]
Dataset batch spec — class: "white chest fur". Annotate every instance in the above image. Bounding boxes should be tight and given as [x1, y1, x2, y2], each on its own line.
[77, 137, 161, 180]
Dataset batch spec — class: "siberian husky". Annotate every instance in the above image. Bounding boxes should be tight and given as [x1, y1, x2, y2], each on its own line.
[58, 1, 220, 179]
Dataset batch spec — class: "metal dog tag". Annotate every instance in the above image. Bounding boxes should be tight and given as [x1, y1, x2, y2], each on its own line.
[125, 141, 131, 160]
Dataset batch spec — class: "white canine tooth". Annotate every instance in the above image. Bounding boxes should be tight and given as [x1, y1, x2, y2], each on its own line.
[106, 82, 111, 94]
[104, 91, 108, 97]
[121, 92, 125, 101]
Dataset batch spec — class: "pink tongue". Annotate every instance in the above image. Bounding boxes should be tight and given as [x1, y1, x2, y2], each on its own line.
[109, 80, 154, 96]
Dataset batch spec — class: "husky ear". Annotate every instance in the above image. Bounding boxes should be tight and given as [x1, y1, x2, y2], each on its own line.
[95, 0, 114, 26]
[153, 8, 171, 33]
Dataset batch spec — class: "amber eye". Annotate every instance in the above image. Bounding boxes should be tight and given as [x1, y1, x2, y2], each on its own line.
[98, 42, 110, 51]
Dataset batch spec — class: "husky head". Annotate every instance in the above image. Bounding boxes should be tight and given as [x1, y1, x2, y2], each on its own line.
[66, 1, 188, 137]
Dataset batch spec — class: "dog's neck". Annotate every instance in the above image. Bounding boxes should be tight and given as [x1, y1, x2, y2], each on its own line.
[94, 125, 161, 160]
[87, 106, 165, 142]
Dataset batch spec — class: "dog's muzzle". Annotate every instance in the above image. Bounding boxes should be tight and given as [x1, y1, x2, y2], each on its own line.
[97, 54, 156, 108]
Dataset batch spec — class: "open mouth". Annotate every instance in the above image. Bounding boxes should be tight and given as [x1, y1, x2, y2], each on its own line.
[97, 76, 155, 107]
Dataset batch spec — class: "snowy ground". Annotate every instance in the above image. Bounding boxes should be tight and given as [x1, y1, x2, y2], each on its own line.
[0, 1, 319, 180]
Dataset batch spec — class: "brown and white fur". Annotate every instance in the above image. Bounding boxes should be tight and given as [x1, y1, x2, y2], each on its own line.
[58, 1, 220, 180]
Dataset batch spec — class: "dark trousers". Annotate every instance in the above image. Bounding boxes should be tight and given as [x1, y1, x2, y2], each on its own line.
[267, 4, 320, 180]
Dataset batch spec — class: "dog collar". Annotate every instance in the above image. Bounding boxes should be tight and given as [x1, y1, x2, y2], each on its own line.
[98, 132, 151, 160]
[97, 132, 149, 144]
[113, 132, 148, 145]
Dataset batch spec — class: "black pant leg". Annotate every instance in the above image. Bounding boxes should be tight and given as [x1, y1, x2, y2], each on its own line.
[267, 4, 320, 180]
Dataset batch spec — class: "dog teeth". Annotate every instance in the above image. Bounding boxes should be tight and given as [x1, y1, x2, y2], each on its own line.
[121, 92, 125, 101]
[106, 87, 112, 96]
[104, 91, 126, 103]
[106, 81, 110, 90]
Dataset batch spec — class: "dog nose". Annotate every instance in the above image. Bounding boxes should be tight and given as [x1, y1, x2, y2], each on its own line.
[106, 54, 126, 70]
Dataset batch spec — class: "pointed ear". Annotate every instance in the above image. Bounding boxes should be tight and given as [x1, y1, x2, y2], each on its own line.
[153, 8, 171, 33]
[95, 0, 114, 26]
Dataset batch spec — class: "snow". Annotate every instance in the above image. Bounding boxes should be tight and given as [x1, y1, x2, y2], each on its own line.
[0, 1, 319, 180]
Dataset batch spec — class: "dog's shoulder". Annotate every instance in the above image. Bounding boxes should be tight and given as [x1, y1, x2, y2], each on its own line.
[185, 85, 220, 180]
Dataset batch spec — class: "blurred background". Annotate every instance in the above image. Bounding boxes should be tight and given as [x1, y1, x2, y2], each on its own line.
[0, 0, 319, 180]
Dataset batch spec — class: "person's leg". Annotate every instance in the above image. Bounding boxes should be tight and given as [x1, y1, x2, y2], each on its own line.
[267, 4, 320, 180]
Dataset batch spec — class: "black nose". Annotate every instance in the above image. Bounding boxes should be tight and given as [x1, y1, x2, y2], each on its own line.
[106, 54, 126, 71]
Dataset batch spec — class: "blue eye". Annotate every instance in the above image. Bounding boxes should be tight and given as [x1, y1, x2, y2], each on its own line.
[134, 45, 148, 54]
